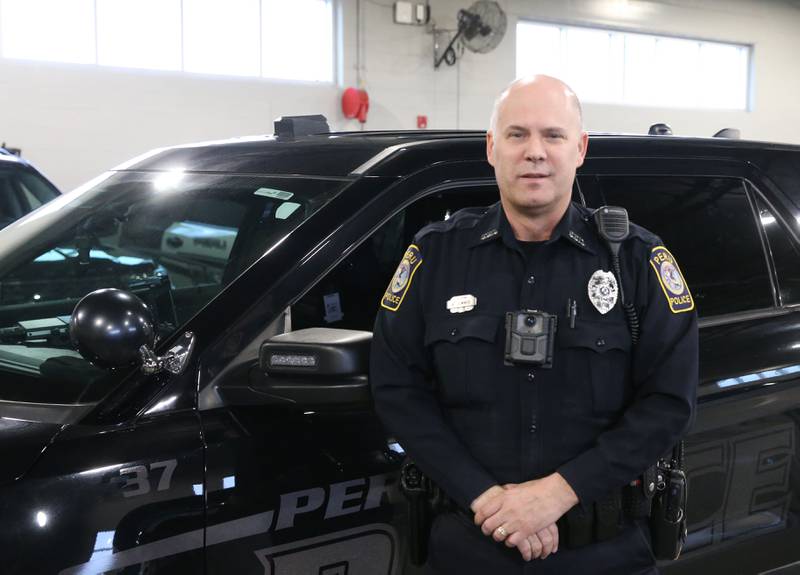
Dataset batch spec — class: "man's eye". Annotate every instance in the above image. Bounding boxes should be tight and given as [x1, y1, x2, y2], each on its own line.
[509, 132, 524, 139]
[547, 133, 565, 140]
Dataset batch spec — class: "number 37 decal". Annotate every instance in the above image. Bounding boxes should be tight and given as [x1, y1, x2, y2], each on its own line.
[119, 459, 178, 498]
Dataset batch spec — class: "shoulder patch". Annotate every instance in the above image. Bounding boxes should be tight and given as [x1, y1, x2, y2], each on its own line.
[649, 246, 694, 313]
[381, 245, 423, 312]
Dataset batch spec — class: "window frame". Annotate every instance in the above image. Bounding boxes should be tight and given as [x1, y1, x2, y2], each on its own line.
[748, 180, 800, 310]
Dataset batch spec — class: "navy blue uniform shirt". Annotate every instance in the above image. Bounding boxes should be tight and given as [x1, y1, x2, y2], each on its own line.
[370, 201, 698, 511]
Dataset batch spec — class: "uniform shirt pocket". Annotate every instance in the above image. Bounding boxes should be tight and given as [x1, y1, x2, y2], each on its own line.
[424, 314, 501, 405]
[558, 320, 632, 416]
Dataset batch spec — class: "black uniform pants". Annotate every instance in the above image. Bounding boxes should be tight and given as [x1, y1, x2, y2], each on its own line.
[424, 511, 658, 575]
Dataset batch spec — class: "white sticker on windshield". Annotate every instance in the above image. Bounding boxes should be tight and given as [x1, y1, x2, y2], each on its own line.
[255, 187, 294, 200]
[276, 202, 301, 220]
[323, 293, 343, 323]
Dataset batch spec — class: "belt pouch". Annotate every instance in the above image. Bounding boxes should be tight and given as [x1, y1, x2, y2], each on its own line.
[560, 505, 594, 548]
[594, 491, 622, 542]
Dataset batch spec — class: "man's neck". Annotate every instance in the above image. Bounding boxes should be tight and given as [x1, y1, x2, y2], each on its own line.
[502, 199, 570, 242]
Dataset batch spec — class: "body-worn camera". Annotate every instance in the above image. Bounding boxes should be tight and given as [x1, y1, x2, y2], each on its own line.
[504, 310, 557, 367]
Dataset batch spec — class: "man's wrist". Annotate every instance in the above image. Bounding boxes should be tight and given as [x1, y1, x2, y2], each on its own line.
[549, 472, 579, 512]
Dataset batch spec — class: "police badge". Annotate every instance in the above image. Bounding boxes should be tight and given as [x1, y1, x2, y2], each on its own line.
[587, 270, 619, 314]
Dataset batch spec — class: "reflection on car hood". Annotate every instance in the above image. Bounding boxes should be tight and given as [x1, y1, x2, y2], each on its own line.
[0, 417, 61, 485]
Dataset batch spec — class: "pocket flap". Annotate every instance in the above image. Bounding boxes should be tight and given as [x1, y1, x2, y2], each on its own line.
[558, 321, 631, 353]
[424, 315, 500, 346]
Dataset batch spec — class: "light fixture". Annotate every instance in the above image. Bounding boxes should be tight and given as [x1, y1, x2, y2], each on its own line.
[270, 353, 317, 368]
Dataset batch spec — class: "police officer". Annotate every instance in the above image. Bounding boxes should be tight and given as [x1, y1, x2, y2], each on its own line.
[370, 75, 698, 574]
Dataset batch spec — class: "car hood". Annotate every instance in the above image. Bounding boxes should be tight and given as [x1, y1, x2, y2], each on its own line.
[0, 417, 61, 485]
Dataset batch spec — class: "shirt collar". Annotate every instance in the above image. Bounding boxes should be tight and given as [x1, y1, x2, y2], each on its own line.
[470, 201, 597, 255]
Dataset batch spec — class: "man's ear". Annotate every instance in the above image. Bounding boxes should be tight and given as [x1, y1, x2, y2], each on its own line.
[576, 131, 589, 168]
[486, 130, 496, 167]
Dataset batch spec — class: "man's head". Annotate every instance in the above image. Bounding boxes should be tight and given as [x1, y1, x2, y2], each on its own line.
[486, 75, 588, 223]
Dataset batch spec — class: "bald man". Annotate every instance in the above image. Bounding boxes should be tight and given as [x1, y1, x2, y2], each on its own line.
[371, 76, 698, 574]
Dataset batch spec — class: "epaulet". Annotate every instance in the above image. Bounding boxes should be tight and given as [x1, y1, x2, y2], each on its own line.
[627, 221, 660, 245]
[414, 206, 485, 242]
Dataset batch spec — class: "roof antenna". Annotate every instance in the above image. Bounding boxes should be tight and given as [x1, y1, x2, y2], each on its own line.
[648, 123, 673, 136]
[713, 128, 741, 139]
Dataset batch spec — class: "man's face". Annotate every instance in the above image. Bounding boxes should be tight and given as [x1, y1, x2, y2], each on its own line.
[486, 82, 588, 219]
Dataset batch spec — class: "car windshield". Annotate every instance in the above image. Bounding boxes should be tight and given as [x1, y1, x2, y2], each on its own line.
[0, 161, 60, 229]
[0, 170, 347, 405]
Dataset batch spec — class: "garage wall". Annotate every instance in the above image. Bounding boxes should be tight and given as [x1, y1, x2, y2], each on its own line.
[0, 0, 798, 191]
[369, 0, 799, 139]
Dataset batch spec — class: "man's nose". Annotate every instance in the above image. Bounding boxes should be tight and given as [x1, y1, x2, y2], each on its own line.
[524, 136, 546, 162]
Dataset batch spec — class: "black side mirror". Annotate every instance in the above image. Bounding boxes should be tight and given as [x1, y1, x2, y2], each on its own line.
[245, 328, 372, 408]
[70, 288, 155, 368]
[70, 288, 195, 375]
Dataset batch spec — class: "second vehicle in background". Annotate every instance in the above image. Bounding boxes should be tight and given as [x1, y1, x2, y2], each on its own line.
[0, 147, 61, 229]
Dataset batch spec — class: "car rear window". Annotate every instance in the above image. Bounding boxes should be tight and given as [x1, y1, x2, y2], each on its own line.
[578, 175, 773, 317]
[0, 165, 59, 229]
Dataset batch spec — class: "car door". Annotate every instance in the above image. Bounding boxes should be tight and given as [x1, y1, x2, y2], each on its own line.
[199, 161, 500, 574]
[2, 386, 207, 575]
[578, 157, 800, 574]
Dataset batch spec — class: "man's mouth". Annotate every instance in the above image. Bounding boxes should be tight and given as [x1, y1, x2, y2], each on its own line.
[519, 172, 550, 179]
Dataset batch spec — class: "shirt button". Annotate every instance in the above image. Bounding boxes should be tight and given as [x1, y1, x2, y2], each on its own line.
[529, 424, 538, 433]
[527, 275, 535, 285]
[596, 338, 605, 347]
[527, 371, 535, 382]
[450, 328, 459, 337]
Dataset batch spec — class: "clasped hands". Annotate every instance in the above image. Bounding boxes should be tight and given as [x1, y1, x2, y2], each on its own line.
[470, 473, 578, 561]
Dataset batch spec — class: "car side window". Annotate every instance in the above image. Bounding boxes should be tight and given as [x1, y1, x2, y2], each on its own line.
[291, 185, 501, 332]
[753, 194, 800, 306]
[577, 175, 773, 318]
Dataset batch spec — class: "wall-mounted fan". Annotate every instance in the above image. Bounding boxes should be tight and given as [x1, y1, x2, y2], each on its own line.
[433, 0, 507, 68]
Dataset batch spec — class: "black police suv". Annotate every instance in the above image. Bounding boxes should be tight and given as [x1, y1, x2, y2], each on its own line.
[0, 121, 798, 574]
[0, 147, 60, 229]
